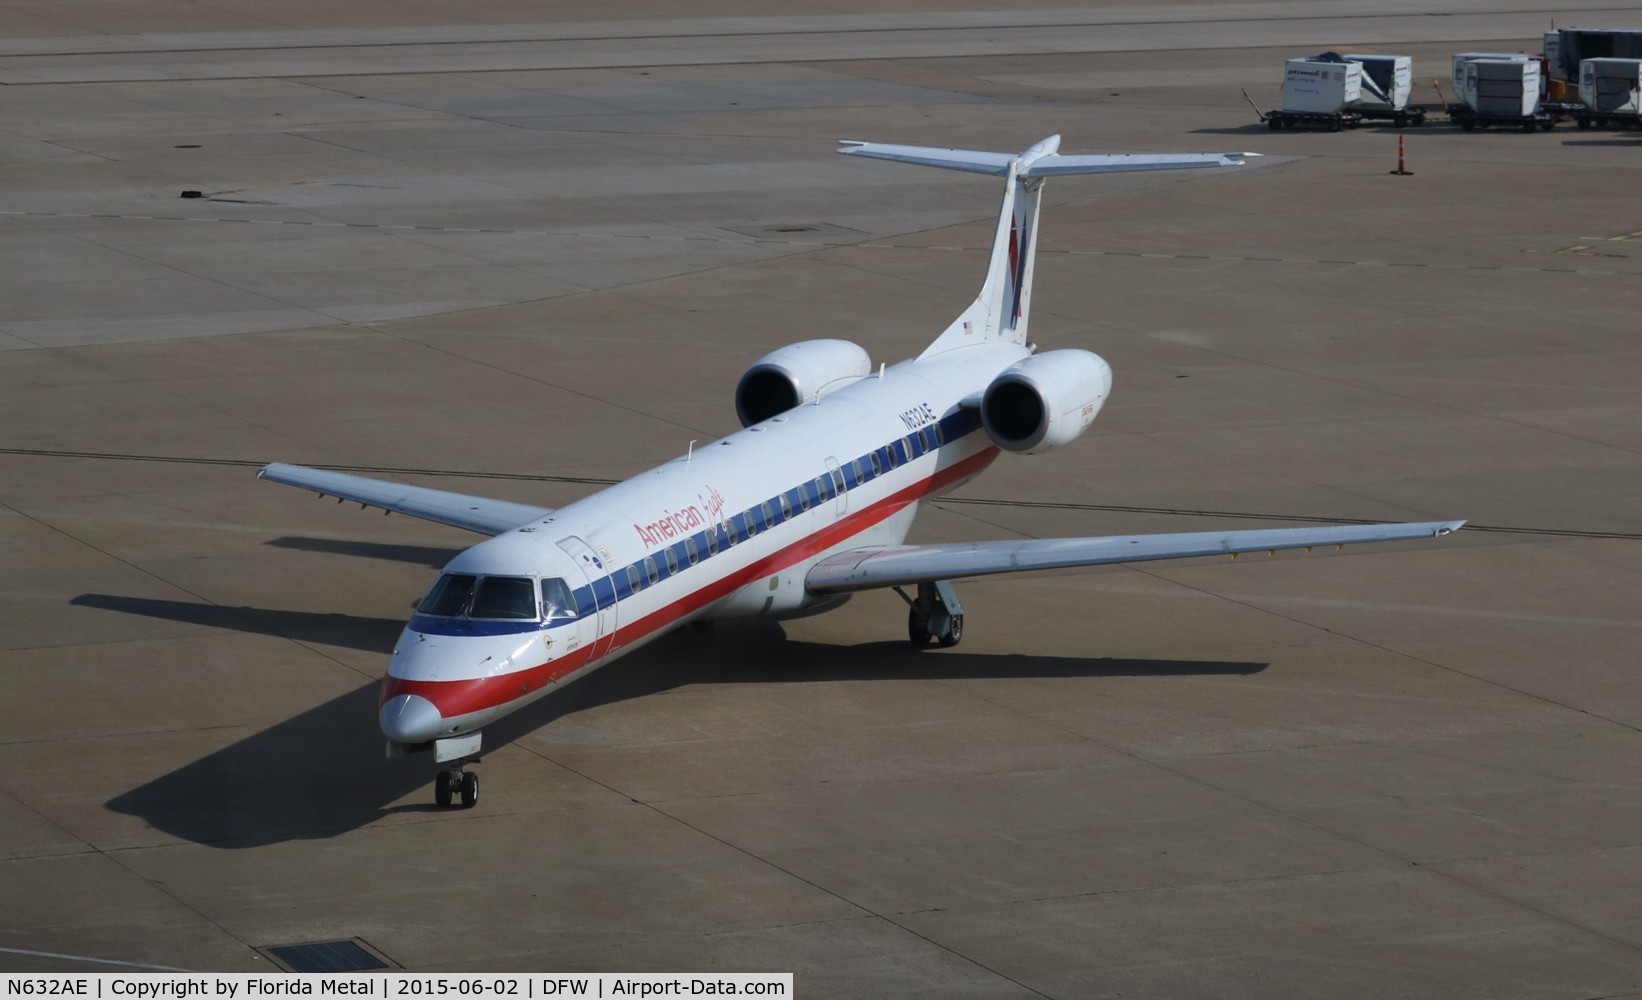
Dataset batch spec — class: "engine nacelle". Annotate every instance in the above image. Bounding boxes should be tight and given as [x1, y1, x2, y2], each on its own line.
[980, 349, 1112, 454]
[735, 339, 872, 427]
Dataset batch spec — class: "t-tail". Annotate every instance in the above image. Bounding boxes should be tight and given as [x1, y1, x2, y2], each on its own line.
[837, 136, 1257, 358]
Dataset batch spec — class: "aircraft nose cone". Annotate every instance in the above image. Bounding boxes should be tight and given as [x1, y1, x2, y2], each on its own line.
[380, 694, 442, 743]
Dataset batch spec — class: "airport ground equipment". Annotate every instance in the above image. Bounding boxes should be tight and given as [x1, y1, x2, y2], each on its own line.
[1259, 107, 1362, 131]
[1341, 53, 1427, 125]
[1243, 86, 1361, 130]
[1544, 27, 1642, 100]
[1261, 55, 1369, 130]
[1449, 57, 1556, 131]
[1573, 57, 1642, 128]
[1250, 54, 1425, 129]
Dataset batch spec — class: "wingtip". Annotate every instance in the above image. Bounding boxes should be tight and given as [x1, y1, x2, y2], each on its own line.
[1436, 519, 1468, 536]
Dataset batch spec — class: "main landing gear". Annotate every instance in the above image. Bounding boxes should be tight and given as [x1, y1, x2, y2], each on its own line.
[434, 761, 480, 809]
[899, 579, 964, 648]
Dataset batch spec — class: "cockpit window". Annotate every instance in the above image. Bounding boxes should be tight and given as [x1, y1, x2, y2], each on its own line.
[540, 578, 577, 621]
[417, 573, 477, 617]
[469, 576, 537, 620]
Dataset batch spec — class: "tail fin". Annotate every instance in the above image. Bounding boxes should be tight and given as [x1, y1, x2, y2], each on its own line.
[837, 136, 1256, 358]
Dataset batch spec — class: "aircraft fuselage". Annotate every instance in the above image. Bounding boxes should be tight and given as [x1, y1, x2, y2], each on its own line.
[378, 341, 1047, 747]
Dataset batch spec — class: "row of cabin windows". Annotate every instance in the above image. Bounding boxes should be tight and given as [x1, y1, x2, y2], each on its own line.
[616, 420, 947, 599]
[419, 422, 959, 621]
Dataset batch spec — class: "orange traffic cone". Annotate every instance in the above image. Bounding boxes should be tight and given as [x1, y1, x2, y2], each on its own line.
[1389, 130, 1413, 176]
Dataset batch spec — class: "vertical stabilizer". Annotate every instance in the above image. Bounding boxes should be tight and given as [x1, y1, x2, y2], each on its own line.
[836, 137, 1256, 359]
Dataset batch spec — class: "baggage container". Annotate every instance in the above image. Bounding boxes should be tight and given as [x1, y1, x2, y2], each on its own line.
[1579, 57, 1642, 113]
[1342, 53, 1413, 109]
[1448, 58, 1555, 131]
[1283, 57, 1362, 113]
[1464, 58, 1541, 116]
[1452, 52, 1529, 94]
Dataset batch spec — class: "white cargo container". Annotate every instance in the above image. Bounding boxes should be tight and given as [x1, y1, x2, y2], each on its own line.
[1342, 53, 1413, 109]
[1452, 51, 1529, 94]
[1579, 57, 1642, 113]
[1462, 58, 1541, 116]
[1283, 57, 1362, 113]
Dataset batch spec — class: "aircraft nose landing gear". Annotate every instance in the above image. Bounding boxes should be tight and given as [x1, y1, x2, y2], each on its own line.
[899, 580, 965, 648]
[434, 762, 480, 809]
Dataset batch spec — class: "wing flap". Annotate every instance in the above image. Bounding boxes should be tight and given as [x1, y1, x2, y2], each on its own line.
[258, 463, 552, 536]
[806, 521, 1465, 594]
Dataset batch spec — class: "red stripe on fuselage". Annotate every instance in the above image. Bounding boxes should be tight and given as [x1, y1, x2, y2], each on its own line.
[381, 444, 1000, 719]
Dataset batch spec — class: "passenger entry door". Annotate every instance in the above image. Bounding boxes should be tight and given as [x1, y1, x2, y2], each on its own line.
[556, 535, 617, 662]
[825, 456, 847, 516]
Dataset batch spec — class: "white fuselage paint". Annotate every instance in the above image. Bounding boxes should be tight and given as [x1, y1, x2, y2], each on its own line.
[380, 341, 1042, 743]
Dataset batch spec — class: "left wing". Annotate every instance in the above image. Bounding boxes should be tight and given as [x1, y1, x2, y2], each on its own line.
[806, 521, 1464, 594]
[258, 463, 552, 536]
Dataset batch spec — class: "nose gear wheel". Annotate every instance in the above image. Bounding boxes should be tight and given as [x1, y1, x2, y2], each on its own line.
[434, 762, 480, 809]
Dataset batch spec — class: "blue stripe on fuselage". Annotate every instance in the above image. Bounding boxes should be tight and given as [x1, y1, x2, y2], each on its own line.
[426, 409, 989, 634]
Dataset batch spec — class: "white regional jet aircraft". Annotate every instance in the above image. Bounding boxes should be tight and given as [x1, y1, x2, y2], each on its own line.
[261, 136, 1463, 809]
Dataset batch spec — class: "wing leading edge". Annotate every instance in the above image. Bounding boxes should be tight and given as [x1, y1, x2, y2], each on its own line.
[258, 463, 552, 536]
[805, 521, 1465, 594]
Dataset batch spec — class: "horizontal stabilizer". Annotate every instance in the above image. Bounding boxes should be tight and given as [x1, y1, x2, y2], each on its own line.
[806, 521, 1465, 594]
[1022, 151, 1259, 176]
[838, 138, 1256, 177]
[258, 463, 552, 536]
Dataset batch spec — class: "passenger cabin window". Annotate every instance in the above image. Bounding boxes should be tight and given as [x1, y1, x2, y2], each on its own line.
[707, 529, 720, 555]
[417, 573, 476, 617]
[665, 548, 679, 575]
[469, 576, 537, 620]
[685, 537, 699, 565]
[540, 578, 577, 621]
[744, 511, 758, 537]
[627, 565, 642, 593]
[924, 425, 939, 450]
[779, 494, 792, 520]
[761, 501, 775, 528]
[869, 452, 881, 477]
[797, 486, 810, 511]
[644, 557, 659, 585]
[831, 468, 845, 495]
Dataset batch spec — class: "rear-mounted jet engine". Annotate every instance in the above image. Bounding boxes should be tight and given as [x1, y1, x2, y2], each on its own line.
[735, 339, 872, 426]
[980, 349, 1113, 454]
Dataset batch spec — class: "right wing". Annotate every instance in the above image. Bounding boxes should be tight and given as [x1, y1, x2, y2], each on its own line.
[806, 521, 1464, 594]
[258, 463, 552, 536]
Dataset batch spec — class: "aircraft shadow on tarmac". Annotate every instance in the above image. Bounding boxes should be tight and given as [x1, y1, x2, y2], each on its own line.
[264, 535, 463, 569]
[88, 595, 1264, 849]
[71, 593, 405, 654]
